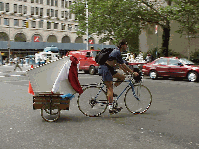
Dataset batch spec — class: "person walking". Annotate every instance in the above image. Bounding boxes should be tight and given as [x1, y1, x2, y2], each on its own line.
[98, 39, 139, 114]
[14, 57, 22, 71]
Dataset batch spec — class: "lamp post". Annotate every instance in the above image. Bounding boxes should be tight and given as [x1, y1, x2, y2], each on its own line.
[7, 19, 11, 65]
[86, 0, 89, 50]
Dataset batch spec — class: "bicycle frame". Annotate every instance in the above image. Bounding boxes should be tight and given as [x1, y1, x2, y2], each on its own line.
[96, 77, 140, 105]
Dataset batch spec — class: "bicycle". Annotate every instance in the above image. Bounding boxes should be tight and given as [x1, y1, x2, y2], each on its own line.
[77, 74, 152, 117]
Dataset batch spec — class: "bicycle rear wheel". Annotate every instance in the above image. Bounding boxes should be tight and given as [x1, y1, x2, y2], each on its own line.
[77, 86, 108, 117]
[124, 84, 152, 114]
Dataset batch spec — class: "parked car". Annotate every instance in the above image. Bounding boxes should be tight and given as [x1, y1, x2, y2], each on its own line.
[142, 57, 199, 82]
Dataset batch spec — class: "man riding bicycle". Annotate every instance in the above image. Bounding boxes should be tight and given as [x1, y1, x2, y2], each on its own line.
[98, 39, 139, 114]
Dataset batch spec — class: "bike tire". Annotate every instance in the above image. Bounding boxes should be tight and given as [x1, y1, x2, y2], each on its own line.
[124, 84, 152, 114]
[77, 86, 108, 117]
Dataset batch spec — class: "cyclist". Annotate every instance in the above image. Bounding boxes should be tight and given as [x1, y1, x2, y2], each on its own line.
[98, 39, 139, 114]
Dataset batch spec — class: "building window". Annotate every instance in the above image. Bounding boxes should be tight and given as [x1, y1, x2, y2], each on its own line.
[31, 0, 34, 3]
[75, 25, 78, 31]
[14, 19, 19, 26]
[54, 23, 58, 29]
[23, 5, 27, 14]
[55, 10, 58, 17]
[0, 2, 4, 11]
[39, 20, 43, 28]
[61, 11, 64, 18]
[18, 0, 22, 1]
[69, 1, 72, 7]
[19, 5, 22, 13]
[31, 7, 34, 15]
[55, 0, 58, 6]
[40, 8, 43, 16]
[5, 3, 9, 12]
[69, 11, 71, 19]
[47, 0, 50, 5]
[47, 22, 51, 29]
[35, 7, 39, 15]
[51, 9, 54, 17]
[61, 24, 65, 30]
[14, 4, 17, 13]
[47, 9, 50, 16]
[40, 0, 43, 4]
[51, 0, 54, 6]
[65, 11, 68, 19]
[68, 24, 72, 31]
[61, 0, 64, 8]
[24, 0, 27, 2]
[65, 0, 68, 8]
[31, 21, 36, 28]
[4, 18, 9, 26]
[36, 0, 39, 3]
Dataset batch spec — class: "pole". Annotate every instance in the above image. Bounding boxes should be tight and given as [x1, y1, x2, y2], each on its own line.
[8, 23, 11, 65]
[86, 0, 89, 50]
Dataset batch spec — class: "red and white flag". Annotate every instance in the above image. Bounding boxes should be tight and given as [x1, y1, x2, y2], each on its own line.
[89, 39, 94, 44]
[155, 25, 158, 34]
[34, 36, 40, 42]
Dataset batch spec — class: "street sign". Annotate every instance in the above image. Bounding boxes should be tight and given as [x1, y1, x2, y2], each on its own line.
[34, 36, 40, 42]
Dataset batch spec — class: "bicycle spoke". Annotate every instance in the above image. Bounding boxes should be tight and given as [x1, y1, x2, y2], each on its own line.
[124, 85, 152, 114]
[77, 86, 108, 117]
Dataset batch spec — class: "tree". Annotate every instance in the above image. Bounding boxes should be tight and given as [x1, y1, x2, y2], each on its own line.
[70, 0, 173, 55]
[163, 0, 199, 59]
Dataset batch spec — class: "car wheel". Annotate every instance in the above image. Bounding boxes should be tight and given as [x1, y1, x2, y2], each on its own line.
[89, 66, 96, 75]
[149, 71, 158, 80]
[187, 71, 198, 82]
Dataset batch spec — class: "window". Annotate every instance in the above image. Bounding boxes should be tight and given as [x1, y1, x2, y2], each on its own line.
[65, 11, 68, 19]
[69, 11, 71, 19]
[55, 10, 58, 17]
[54, 23, 58, 29]
[5, 3, 9, 12]
[47, 9, 50, 16]
[61, 11, 64, 18]
[0, 2, 4, 11]
[14, 19, 19, 26]
[169, 58, 180, 66]
[31, 21, 36, 28]
[36, 0, 39, 3]
[154, 58, 168, 65]
[31, 0, 34, 3]
[40, 0, 43, 4]
[51, 0, 54, 6]
[40, 8, 43, 16]
[75, 25, 78, 31]
[47, 0, 50, 5]
[51, 9, 54, 17]
[24, 0, 27, 2]
[55, 0, 58, 6]
[69, 1, 72, 7]
[35, 7, 39, 15]
[61, 24, 65, 30]
[68, 24, 72, 31]
[61, 0, 64, 8]
[23, 5, 27, 14]
[47, 22, 51, 29]
[65, 0, 68, 8]
[19, 5, 22, 13]
[4, 18, 9, 26]
[14, 4, 17, 13]
[31, 7, 34, 15]
[39, 20, 43, 28]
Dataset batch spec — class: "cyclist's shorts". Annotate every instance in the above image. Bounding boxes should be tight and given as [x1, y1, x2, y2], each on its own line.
[98, 64, 117, 81]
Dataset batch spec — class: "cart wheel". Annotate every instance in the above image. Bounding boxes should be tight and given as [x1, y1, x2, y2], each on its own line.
[41, 104, 60, 122]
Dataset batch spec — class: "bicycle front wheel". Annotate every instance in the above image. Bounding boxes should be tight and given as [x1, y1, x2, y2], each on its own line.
[124, 84, 152, 114]
[77, 86, 108, 117]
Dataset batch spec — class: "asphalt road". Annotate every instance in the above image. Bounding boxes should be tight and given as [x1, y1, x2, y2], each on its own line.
[0, 66, 199, 149]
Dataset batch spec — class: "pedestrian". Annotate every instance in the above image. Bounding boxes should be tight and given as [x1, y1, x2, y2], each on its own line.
[14, 57, 22, 71]
[98, 39, 139, 114]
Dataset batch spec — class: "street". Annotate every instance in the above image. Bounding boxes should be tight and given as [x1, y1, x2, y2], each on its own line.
[0, 65, 199, 149]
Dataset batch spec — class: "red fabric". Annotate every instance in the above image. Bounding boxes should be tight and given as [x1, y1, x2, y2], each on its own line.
[68, 56, 83, 94]
[28, 81, 35, 95]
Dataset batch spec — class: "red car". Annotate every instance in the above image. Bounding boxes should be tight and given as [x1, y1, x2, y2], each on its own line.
[142, 57, 199, 82]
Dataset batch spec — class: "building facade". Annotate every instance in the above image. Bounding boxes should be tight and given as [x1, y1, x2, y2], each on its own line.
[0, 0, 115, 58]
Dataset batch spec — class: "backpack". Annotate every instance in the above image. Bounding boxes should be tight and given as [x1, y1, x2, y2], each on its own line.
[95, 48, 114, 65]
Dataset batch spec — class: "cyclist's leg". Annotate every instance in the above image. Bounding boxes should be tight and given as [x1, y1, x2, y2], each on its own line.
[113, 72, 125, 87]
[104, 81, 113, 104]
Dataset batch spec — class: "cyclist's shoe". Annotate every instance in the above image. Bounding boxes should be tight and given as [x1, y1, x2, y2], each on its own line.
[109, 107, 123, 114]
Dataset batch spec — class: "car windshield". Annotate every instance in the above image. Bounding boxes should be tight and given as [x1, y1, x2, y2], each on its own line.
[179, 58, 194, 65]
